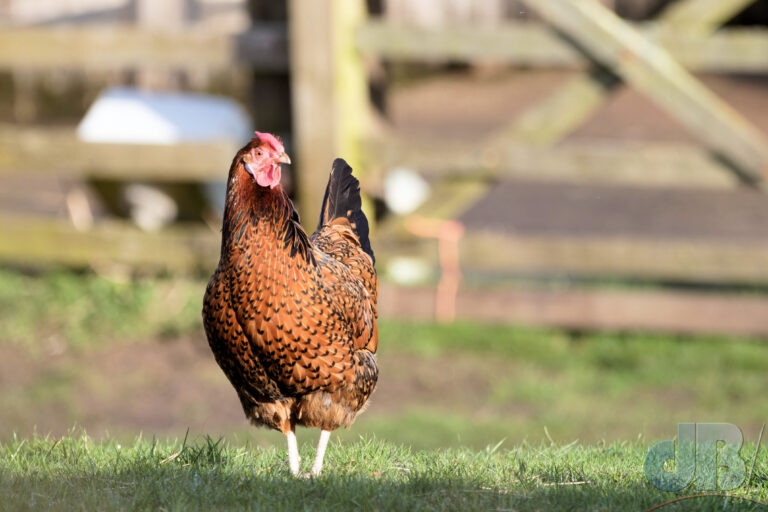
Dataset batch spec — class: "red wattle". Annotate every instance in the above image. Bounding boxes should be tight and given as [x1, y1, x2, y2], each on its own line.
[256, 164, 281, 188]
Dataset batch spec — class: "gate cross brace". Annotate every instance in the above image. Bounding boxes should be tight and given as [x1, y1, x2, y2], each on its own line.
[505, 0, 768, 185]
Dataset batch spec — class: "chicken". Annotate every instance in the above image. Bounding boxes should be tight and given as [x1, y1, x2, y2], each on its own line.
[202, 132, 378, 477]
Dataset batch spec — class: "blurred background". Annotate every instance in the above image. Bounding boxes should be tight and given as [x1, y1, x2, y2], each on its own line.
[1, 0, 768, 450]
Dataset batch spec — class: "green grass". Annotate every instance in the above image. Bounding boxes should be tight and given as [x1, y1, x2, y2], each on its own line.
[376, 321, 768, 444]
[0, 268, 203, 352]
[3, 432, 768, 511]
[3, 268, 768, 448]
[3, 269, 768, 509]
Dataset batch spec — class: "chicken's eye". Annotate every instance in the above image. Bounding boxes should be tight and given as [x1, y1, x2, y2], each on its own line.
[256, 151, 263, 157]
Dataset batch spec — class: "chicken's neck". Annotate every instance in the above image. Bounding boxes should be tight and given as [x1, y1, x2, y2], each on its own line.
[221, 179, 315, 266]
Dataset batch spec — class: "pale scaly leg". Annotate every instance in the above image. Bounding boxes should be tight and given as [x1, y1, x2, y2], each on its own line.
[309, 430, 332, 477]
[286, 429, 301, 476]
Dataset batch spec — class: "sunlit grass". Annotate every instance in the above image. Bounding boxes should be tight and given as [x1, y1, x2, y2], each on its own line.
[2, 268, 768, 450]
[0, 268, 203, 352]
[3, 431, 768, 511]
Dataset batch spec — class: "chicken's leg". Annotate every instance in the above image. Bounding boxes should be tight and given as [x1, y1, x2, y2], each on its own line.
[309, 430, 332, 477]
[286, 429, 301, 476]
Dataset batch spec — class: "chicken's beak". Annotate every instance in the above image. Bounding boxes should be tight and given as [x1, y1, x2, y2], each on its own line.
[278, 152, 291, 165]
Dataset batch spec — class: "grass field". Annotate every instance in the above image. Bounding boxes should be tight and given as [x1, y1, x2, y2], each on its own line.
[3, 267, 768, 448]
[3, 432, 768, 511]
[3, 268, 768, 510]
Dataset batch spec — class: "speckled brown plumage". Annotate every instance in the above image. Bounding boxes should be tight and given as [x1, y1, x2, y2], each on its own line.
[202, 141, 378, 438]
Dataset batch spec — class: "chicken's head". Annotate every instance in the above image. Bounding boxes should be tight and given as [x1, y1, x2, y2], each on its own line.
[241, 131, 291, 189]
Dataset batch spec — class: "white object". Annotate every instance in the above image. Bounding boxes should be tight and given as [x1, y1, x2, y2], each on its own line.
[123, 184, 179, 232]
[77, 86, 252, 227]
[387, 256, 433, 285]
[384, 167, 431, 215]
[77, 86, 252, 145]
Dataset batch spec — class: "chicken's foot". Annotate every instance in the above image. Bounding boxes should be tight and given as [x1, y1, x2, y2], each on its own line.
[286, 429, 301, 476]
[308, 430, 331, 477]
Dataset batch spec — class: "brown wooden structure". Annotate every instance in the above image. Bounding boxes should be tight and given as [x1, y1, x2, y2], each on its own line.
[2, 0, 768, 335]
[336, 0, 768, 334]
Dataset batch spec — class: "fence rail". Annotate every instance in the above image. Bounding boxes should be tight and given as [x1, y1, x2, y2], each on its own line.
[357, 21, 768, 73]
[0, 215, 217, 273]
[367, 138, 737, 188]
[0, 125, 236, 181]
[380, 227, 768, 287]
[0, 24, 288, 71]
[379, 284, 768, 337]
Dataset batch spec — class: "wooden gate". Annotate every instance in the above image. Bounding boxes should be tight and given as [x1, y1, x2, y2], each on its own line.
[290, 0, 768, 334]
[3, 0, 768, 335]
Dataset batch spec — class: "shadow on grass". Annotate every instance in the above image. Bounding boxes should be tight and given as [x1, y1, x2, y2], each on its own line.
[6, 466, 768, 512]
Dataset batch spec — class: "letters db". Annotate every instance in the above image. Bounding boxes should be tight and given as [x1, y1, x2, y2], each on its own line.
[644, 423, 746, 491]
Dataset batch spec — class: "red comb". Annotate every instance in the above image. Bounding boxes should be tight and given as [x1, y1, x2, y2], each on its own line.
[253, 131, 284, 153]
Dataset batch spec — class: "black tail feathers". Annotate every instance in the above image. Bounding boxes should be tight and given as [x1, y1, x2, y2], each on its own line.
[317, 158, 375, 265]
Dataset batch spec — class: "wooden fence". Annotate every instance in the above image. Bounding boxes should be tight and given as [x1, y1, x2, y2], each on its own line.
[305, 0, 768, 334]
[3, 0, 768, 335]
[0, 20, 282, 272]
[0, 25, 288, 71]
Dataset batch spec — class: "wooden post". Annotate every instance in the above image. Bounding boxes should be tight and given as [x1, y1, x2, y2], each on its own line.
[332, 0, 369, 175]
[288, 0, 335, 226]
[288, 0, 369, 227]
